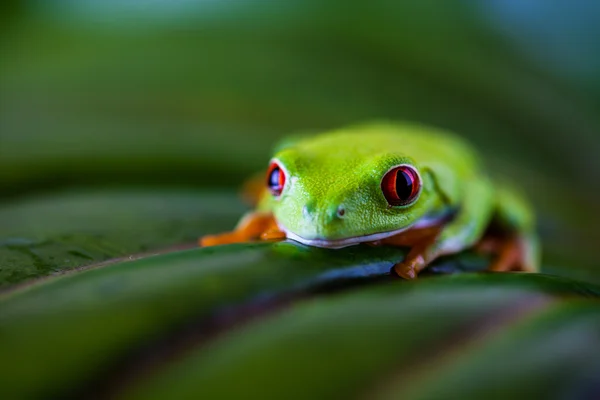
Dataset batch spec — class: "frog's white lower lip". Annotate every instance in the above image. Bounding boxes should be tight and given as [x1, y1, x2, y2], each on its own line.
[282, 227, 412, 249]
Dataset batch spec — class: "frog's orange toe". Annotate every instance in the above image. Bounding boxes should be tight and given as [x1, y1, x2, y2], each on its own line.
[199, 235, 218, 247]
[199, 233, 239, 247]
[260, 230, 287, 241]
[393, 263, 418, 280]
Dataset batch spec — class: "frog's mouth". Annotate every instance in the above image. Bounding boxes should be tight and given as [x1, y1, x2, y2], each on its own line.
[282, 226, 412, 249]
[278, 211, 449, 249]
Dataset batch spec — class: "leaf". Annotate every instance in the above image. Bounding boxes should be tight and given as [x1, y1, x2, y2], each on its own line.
[122, 283, 600, 400]
[0, 189, 245, 287]
[0, 242, 408, 398]
[1, 246, 598, 399]
[377, 301, 600, 400]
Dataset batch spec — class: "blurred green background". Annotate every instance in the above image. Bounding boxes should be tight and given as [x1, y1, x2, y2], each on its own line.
[1, 0, 599, 286]
[2, 2, 600, 399]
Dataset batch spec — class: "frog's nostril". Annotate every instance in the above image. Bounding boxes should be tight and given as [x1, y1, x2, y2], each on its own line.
[303, 203, 315, 219]
[306, 203, 345, 224]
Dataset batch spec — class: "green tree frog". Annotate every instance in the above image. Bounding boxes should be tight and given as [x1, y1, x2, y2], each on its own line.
[201, 122, 540, 279]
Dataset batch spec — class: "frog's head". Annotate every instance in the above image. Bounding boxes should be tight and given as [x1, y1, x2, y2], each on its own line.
[264, 138, 436, 248]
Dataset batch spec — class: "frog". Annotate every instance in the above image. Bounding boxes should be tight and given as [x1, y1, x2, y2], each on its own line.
[200, 122, 540, 279]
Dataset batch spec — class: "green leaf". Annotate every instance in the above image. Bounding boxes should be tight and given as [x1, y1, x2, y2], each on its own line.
[0, 189, 245, 287]
[121, 284, 600, 400]
[0, 242, 406, 398]
[0, 239, 600, 397]
[377, 301, 600, 400]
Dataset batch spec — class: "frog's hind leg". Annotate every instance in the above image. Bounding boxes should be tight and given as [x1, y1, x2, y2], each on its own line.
[199, 212, 285, 247]
[485, 184, 540, 273]
[485, 234, 539, 272]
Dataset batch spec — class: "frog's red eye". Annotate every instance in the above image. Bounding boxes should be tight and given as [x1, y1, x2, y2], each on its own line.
[381, 165, 421, 206]
[267, 162, 286, 197]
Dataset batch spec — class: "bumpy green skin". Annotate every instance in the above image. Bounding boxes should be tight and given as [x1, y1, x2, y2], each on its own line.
[257, 122, 538, 269]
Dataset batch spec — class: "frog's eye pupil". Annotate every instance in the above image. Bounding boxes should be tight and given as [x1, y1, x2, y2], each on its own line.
[267, 162, 286, 197]
[381, 165, 421, 206]
[268, 168, 281, 188]
[395, 170, 414, 200]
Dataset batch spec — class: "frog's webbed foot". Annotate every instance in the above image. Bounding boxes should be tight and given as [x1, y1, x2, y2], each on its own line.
[393, 242, 437, 280]
[376, 226, 442, 280]
[199, 212, 286, 247]
[260, 229, 287, 241]
[394, 255, 426, 280]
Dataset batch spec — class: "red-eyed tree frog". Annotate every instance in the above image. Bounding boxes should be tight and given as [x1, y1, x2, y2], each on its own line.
[201, 122, 540, 279]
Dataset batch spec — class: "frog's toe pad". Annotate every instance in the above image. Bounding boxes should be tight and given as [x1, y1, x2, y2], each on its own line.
[199, 233, 241, 247]
[393, 263, 418, 280]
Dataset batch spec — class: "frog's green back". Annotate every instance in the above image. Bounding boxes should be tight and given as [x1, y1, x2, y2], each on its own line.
[275, 122, 482, 179]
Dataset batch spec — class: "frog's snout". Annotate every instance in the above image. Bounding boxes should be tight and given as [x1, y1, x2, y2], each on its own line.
[302, 201, 346, 235]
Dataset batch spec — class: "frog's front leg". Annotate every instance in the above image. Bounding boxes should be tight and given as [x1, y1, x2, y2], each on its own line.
[200, 211, 286, 247]
[389, 179, 495, 279]
[375, 226, 443, 278]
